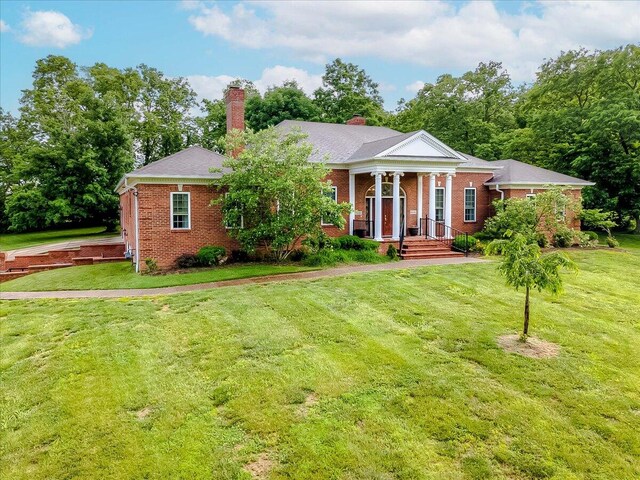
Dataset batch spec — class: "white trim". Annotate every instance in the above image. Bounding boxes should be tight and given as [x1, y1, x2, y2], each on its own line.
[348, 173, 355, 235]
[485, 182, 593, 188]
[321, 185, 338, 226]
[464, 187, 477, 223]
[376, 131, 467, 161]
[170, 191, 191, 230]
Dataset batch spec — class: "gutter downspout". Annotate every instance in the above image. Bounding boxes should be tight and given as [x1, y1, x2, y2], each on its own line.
[495, 184, 504, 201]
[134, 189, 140, 273]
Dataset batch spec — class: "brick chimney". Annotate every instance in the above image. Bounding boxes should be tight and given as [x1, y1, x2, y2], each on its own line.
[346, 114, 366, 126]
[225, 86, 245, 133]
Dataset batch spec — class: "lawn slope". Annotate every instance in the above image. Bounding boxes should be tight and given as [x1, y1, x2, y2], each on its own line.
[0, 226, 117, 252]
[1, 237, 639, 479]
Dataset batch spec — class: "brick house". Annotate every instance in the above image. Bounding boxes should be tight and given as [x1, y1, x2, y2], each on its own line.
[116, 87, 593, 271]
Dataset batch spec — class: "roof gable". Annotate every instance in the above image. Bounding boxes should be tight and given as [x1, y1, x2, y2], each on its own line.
[376, 131, 466, 160]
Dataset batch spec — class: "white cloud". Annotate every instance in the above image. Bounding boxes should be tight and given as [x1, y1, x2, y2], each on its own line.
[179, 0, 203, 11]
[0, 20, 10, 33]
[186, 65, 322, 102]
[406, 81, 425, 93]
[18, 10, 92, 48]
[186, 0, 640, 81]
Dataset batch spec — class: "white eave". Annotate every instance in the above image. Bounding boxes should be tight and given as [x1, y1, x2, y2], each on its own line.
[485, 181, 595, 188]
[115, 173, 219, 193]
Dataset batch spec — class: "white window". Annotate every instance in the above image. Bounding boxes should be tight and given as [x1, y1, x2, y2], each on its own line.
[321, 186, 338, 226]
[435, 187, 445, 222]
[464, 188, 476, 222]
[224, 193, 244, 229]
[171, 192, 190, 229]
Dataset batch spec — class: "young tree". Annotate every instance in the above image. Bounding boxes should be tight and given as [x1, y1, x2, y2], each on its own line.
[486, 233, 576, 339]
[580, 209, 618, 246]
[215, 127, 351, 260]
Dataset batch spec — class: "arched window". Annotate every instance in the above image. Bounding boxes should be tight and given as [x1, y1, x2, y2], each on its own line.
[365, 182, 406, 198]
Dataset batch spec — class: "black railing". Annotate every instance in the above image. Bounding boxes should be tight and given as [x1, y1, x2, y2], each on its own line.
[352, 219, 374, 238]
[399, 216, 406, 253]
[420, 216, 470, 257]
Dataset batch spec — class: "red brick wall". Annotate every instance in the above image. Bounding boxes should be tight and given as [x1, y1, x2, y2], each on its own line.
[135, 183, 239, 270]
[449, 172, 495, 233]
[120, 189, 136, 254]
[323, 170, 350, 237]
[225, 87, 245, 132]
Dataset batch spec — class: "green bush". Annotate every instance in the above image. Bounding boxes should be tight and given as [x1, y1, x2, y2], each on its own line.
[302, 231, 334, 253]
[473, 231, 493, 241]
[302, 249, 387, 267]
[197, 245, 226, 266]
[452, 234, 477, 251]
[144, 258, 158, 274]
[386, 244, 399, 260]
[333, 235, 379, 251]
[606, 236, 619, 248]
[552, 227, 574, 248]
[175, 254, 200, 269]
[582, 230, 599, 241]
[536, 232, 549, 248]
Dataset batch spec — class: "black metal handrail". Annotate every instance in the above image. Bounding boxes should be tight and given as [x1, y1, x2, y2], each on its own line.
[420, 216, 470, 256]
[399, 216, 406, 253]
[352, 219, 374, 238]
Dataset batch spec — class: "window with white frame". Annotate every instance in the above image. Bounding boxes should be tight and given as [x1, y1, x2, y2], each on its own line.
[224, 193, 244, 229]
[464, 188, 476, 222]
[435, 187, 445, 222]
[321, 186, 338, 225]
[171, 192, 190, 229]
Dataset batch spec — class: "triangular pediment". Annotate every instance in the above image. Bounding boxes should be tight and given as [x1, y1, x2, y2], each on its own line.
[377, 131, 465, 160]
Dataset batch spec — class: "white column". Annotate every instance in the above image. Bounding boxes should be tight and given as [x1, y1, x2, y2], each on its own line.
[445, 173, 454, 237]
[373, 172, 384, 241]
[391, 172, 403, 240]
[428, 173, 436, 237]
[417, 174, 423, 234]
[348, 172, 356, 235]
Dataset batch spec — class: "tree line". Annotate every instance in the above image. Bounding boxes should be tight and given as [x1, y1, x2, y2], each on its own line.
[1, 46, 638, 233]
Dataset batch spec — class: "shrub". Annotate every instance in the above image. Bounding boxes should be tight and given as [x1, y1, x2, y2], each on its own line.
[473, 231, 493, 241]
[175, 254, 200, 269]
[575, 231, 598, 248]
[582, 230, 599, 241]
[552, 227, 574, 248]
[230, 249, 250, 263]
[606, 236, 619, 248]
[536, 232, 549, 248]
[302, 249, 387, 267]
[386, 244, 399, 260]
[302, 231, 334, 253]
[197, 246, 226, 266]
[452, 234, 477, 251]
[333, 235, 379, 251]
[288, 248, 308, 262]
[144, 258, 158, 274]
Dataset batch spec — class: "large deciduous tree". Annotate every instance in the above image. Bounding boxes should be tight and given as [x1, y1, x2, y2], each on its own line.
[5, 56, 133, 232]
[313, 59, 387, 124]
[215, 127, 350, 260]
[246, 81, 321, 131]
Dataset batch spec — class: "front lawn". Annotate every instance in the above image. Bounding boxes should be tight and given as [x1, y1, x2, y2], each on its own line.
[1, 236, 639, 479]
[1, 261, 317, 291]
[0, 226, 117, 252]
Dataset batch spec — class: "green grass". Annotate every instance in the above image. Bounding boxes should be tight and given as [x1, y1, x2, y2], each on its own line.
[1, 261, 317, 291]
[1, 235, 639, 479]
[0, 226, 117, 251]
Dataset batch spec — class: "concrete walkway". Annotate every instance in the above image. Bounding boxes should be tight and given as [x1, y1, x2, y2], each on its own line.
[1, 256, 485, 300]
[5, 235, 122, 260]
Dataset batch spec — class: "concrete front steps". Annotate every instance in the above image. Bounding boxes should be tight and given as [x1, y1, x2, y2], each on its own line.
[0, 242, 126, 283]
[400, 238, 464, 260]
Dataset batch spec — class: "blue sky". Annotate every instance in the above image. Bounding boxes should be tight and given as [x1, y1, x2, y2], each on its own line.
[1, 1, 639, 114]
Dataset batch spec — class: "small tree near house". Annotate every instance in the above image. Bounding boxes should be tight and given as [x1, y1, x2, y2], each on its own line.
[486, 233, 577, 339]
[214, 127, 351, 261]
[580, 209, 618, 247]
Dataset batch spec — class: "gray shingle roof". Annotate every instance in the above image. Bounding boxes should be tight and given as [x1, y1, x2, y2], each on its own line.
[277, 120, 402, 163]
[485, 159, 594, 186]
[128, 146, 227, 178]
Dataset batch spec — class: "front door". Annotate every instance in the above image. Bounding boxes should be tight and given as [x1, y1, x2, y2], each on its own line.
[382, 198, 393, 236]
